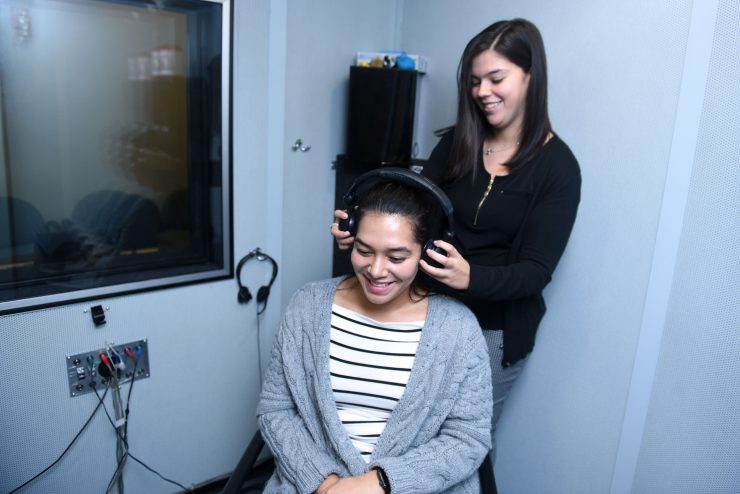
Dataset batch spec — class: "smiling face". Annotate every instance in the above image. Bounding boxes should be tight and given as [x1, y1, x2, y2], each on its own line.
[471, 49, 530, 135]
[350, 212, 422, 309]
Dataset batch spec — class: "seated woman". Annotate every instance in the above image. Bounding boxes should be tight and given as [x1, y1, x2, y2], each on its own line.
[257, 180, 493, 494]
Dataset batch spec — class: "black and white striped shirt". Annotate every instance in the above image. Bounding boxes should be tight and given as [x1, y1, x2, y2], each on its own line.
[330, 304, 424, 462]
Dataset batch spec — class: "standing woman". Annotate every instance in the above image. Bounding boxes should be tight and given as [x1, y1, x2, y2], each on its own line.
[333, 18, 581, 488]
[263, 181, 493, 493]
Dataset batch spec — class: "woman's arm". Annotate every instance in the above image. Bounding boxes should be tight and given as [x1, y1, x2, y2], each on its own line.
[370, 327, 493, 494]
[257, 307, 345, 493]
[422, 145, 581, 300]
[464, 152, 581, 300]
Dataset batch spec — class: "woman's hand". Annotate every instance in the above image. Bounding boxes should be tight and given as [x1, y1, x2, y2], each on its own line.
[331, 209, 354, 250]
[315, 474, 340, 494]
[420, 240, 471, 290]
[324, 471, 383, 494]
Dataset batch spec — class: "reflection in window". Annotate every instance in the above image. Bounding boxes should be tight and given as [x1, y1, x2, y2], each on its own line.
[0, 0, 231, 313]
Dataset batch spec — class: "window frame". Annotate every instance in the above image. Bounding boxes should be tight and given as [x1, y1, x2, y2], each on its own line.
[0, 0, 233, 315]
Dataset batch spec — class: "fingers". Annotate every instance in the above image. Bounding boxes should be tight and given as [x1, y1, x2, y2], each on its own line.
[430, 239, 458, 257]
[419, 257, 445, 274]
[330, 212, 354, 250]
[420, 241, 470, 291]
[330, 210, 350, 237]
[333, 231, 354, 250]
[422, 240, 457, 269]
[330, 222, 351, 237]
[316, 474, 341, 494]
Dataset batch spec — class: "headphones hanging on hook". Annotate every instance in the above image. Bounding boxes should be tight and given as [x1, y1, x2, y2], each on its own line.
[236, 247, 278, 314]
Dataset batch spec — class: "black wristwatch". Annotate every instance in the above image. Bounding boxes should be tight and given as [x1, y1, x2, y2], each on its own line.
[373, 467, 391, 494]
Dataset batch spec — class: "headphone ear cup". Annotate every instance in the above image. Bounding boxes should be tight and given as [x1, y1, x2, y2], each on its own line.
[237, 286, 252, 304]
[256, 285, 270, 305]
[338, 214, 357, 236]
[422, 239, 447, 268]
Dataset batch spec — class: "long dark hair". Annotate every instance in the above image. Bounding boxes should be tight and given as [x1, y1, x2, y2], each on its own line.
[442, 18, 551, 182]
[349, 181, 439, 298]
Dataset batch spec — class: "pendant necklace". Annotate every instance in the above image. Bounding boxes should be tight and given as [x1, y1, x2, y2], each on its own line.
[476, 140, 519, 225]
[484, 140, 519, 156]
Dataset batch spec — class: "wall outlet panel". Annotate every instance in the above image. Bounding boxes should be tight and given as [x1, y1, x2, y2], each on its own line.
[66, 339, 150, 397]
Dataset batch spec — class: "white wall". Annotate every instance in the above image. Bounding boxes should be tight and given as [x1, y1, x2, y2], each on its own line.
[630, 1, 739, 491]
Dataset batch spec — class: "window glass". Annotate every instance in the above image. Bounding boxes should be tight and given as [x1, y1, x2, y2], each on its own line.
[0, 0, 231, 313]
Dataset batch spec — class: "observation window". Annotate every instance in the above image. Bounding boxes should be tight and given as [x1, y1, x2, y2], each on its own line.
[0, 0, 232, 314]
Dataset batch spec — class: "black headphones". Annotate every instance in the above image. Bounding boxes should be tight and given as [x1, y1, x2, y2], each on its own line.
[338, 167, 456, 268]
[236, 247, 278, 314]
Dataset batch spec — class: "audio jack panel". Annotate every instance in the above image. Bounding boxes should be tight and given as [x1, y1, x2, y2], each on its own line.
[66, 339, 150, 397]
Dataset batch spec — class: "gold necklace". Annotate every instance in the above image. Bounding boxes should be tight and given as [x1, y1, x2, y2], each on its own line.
[484, 141, 519, 156]
[476, 139, 518, 225]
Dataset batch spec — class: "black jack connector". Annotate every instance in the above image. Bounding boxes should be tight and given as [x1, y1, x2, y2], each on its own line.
[97, 361, 118, 379]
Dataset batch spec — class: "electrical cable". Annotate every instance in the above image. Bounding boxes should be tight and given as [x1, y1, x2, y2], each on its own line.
[126, 453, 194, 493]
[115, 387, 126, 494]
[95, 399, 194, 493]
[7, 384, 110, 494]
[9, 346, 191, 494]
[123, 354, 139, 446]
[256, 302, 263, 387]
[101, 344, 126, 494]
[101, 393, 127, 494]
[92, 385, 127, 494]
[111, 378, 127, 494]
[93, 366, 194, 493]
[111, 389, 126, 494]
[105, 352, 139, 494]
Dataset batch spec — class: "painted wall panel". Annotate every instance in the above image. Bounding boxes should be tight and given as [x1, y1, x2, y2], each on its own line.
[633, 1, 740, 492]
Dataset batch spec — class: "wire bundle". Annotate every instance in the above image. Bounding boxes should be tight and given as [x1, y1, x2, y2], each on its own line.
[8, 344, 193, 494]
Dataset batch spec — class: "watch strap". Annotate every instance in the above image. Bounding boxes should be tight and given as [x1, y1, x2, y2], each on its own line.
[373, 467, 391, 494]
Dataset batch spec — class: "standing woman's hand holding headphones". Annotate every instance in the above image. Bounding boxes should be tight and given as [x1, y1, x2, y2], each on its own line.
[419, 239, 470, 290]
[330, 210, 353, 250]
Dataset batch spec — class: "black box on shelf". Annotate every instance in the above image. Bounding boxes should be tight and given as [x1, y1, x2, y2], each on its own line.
[346, 66, 418, 164]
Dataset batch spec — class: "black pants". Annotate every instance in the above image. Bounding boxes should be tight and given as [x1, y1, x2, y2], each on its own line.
[479, 452, 497, 493]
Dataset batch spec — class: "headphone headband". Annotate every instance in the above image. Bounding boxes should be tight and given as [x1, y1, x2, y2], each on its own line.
[236, 248, 278, 279]
[342, 167, 456, 240]
[236, 247, 278, 313]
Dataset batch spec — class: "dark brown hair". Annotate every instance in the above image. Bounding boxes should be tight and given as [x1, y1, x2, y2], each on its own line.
[349, 181, 439, 299]
[442, 18, 552, 182]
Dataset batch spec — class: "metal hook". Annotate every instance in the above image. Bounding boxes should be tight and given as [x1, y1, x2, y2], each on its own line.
[252, 246, 267, 261]
[291, 138, 311, 152]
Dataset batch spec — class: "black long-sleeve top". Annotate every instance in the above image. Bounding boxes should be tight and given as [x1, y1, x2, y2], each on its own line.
[422, 130, 581, 366]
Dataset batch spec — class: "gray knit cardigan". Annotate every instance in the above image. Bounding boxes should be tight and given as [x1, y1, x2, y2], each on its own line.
[257, 277, 493, 494]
